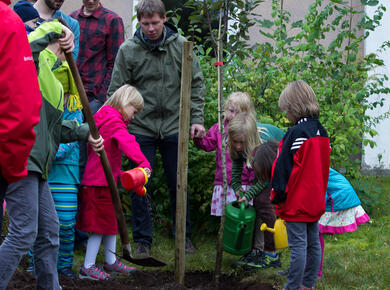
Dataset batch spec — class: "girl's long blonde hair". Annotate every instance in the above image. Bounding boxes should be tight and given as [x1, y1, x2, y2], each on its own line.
[104, 84, 144, 115]
[227, 112, 260, 166]
[224, 91, 256, 118]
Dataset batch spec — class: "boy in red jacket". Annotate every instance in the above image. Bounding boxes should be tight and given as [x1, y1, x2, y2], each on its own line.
[271, 80, 331, 290]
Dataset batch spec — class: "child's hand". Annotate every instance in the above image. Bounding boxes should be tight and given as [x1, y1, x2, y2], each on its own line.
[59, 25, 74, 54]
[238, 196, 249, 207]
[235, 188, 245, 199]
[144, 167, 151, 178]
[88, 134, 104, 155]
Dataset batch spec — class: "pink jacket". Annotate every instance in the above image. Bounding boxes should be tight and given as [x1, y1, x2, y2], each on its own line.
[82, 105, 150, 186]
[193, 120, 254, 185]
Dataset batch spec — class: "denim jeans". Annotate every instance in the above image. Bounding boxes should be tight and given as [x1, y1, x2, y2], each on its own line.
[0, 174, 7, 244]
[0, 172, 60, 290]
[130, 134, 191, 246]
[284, 221, 321, 290]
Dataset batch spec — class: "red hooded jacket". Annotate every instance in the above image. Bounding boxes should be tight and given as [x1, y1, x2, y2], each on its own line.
[0, 2, 41, 184]
[271, 117, 330, 222]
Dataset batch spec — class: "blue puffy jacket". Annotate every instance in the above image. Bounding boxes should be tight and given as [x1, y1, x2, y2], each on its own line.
[326, 169, 361, 212]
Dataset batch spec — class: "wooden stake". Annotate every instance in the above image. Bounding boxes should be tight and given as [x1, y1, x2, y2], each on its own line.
[175, 41, 193, 285]
[214, 7, 227, 288]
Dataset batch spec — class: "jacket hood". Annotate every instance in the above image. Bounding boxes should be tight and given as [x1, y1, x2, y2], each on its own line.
[135, 22, 178, 50]
[95, 105, 129, 128]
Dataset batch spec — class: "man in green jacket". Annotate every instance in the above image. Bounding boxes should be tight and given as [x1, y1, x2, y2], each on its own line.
[0, 20, 103, 289]
[108, 0, 205, 256]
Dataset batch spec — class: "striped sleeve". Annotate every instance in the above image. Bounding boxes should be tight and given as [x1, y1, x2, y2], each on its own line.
[231, 158, 244, 193]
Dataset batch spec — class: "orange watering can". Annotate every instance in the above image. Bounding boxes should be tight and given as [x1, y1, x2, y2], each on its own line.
[260, 218, 288, 249]
[121, 167, 148, 196]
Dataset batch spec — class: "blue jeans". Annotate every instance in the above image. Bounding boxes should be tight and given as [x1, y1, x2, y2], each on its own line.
[0, 174, 7, 244]
[285, 221, 321, 290]
[130, 134, 191, 246]
[0, 172, 60, 290]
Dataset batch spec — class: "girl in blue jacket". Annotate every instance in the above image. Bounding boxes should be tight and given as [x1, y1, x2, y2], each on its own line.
[318, 168, 370, 277]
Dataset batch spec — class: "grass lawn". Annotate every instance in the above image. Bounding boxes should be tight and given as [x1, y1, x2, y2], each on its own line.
[64, 176, 390, 288]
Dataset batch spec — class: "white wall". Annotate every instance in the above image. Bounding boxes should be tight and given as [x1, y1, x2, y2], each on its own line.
[363, 1, 390, 171]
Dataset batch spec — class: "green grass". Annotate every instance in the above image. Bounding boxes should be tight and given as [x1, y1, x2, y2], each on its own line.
[32, 176, 390, 288]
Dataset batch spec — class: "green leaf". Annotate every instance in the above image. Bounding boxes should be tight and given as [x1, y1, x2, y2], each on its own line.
[256, 19, 274, 28]
[360, 0, 379, 6]
[291, 20, 303, 28]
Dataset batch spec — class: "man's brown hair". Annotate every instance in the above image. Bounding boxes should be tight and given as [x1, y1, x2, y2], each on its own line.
[136, 0, 166, 20]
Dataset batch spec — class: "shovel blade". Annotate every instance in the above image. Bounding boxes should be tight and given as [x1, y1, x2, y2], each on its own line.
[111, 249, 167, 267]
[122, 252, 167, 267]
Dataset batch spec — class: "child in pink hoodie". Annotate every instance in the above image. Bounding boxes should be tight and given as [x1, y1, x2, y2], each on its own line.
[76, 85, 151, 281]
[192, 92, 256, 216]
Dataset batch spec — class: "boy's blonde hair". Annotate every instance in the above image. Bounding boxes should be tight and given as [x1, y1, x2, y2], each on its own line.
[224, 91, 256, 118]
[228, 112, 260, 165]
[278, 80, 319, 120]
[104, 84, 144, 114]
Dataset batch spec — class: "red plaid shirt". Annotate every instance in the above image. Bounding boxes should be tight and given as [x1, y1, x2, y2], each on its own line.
[70, 4, 124, 102]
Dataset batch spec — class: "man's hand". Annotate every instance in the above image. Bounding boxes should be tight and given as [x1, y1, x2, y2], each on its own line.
[190, 124, 205, 138]
[58, 25, 74, 54]
[88, 134, 104, 155]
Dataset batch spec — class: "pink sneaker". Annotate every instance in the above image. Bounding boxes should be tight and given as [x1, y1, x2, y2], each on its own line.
[79, 265, 112, 280]
[104, 259, 136, 274]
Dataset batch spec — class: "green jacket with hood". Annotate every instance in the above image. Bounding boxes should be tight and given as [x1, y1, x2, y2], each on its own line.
[108, 23, 205, 139]
[27, 20, 89, 180]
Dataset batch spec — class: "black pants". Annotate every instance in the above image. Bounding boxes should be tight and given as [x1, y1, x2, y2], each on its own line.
[253, 185, 276, 252]
[130, 133, 191, 246]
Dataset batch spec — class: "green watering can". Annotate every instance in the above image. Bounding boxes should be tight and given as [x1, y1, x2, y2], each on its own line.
[223, 199, 256, 255]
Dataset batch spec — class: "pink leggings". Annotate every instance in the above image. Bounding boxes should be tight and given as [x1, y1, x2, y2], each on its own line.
[318, 233, 324, 277]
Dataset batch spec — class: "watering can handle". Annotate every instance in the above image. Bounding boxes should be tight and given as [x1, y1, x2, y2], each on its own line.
[239, 190, 246, 220]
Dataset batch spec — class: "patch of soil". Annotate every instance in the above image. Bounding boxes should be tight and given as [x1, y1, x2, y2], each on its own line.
[7, 270, 274, 290]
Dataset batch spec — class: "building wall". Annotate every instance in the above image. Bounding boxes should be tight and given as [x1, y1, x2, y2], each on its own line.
[363, 0, 390, 172]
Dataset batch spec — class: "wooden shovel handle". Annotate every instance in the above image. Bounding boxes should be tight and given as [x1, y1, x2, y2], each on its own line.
[65, 52, 130, 246]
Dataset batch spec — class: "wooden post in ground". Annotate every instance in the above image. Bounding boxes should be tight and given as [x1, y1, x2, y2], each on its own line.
[175, 41, 193, 285]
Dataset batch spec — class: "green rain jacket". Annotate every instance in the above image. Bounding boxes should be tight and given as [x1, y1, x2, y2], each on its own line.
[27, 20, 89, 180]
[108, 23, 205, 139]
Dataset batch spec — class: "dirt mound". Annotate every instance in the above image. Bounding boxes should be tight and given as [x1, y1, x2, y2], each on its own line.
[7, 270, 274, 289]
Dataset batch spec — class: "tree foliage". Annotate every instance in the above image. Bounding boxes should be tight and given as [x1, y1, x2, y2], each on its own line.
[122, 0, 390, 231]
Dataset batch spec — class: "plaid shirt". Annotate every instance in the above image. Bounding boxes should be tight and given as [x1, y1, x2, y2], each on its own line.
[70, 4, 124, 102]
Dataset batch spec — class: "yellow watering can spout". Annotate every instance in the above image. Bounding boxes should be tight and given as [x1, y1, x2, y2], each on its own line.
[261, 218, 288, 249]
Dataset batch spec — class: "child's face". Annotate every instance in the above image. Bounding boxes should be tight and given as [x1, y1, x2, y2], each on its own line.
[25, 17, 39, 30]
[285, 111, 297, 123]
[122, 104, 138, 121]
[225, 103, 239, 121]
[231, 134, 245, 154]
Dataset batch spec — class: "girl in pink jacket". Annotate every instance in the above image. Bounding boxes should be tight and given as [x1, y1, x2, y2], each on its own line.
[192, 92, 255, 216]
[77, 85, 151, 281]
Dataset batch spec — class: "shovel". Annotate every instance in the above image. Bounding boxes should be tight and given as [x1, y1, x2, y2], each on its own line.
[65, 51, 166, 267]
